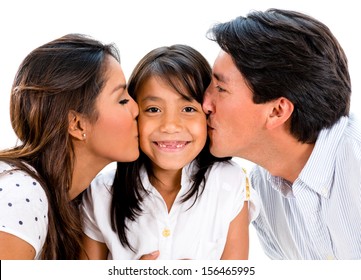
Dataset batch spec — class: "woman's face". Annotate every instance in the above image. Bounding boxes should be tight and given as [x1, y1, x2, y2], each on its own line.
[85, 56, 139, 165]
[137, 76, 207, 172]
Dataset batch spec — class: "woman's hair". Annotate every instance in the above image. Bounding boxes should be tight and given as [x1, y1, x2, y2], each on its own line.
[110, 44, 231, 249]
[0, 33, 120, 259]
[207, 8, 351, 143]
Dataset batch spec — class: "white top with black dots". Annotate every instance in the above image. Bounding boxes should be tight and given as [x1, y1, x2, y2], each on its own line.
[0, 161, 48, 259]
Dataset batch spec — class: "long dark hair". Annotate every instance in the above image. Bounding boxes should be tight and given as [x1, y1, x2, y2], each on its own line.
[0, 33, 120, 259]
[110, 44, 230, 249]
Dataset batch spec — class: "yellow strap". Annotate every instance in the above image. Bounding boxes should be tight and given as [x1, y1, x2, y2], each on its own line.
[242, 168, 251, 201]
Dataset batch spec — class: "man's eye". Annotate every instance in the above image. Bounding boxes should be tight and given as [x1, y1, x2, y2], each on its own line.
[216, 85, 226, 92]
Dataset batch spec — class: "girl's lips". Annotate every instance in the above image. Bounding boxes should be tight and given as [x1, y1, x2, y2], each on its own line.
[154, 141, 189, 150]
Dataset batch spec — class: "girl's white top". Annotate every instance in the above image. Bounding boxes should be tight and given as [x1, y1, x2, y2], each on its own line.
[81, 160, 260, 259]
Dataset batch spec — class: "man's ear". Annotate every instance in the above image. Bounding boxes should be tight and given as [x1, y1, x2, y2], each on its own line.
[68, 110, 87, 141]
[265, 97, 294, 129]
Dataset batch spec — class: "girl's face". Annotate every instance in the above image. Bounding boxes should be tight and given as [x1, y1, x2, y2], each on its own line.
[85, 56, 139, 165]
[137, 76, 207, 171]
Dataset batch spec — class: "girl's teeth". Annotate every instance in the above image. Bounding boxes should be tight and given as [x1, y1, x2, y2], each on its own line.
[158, 142, 185, 148]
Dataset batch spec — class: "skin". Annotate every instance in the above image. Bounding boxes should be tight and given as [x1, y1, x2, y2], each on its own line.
[0, 56, 139, 259]
[80, 235, 160, 260]
[137, 76, 208, 211]
[69, 56, 139, 200]
[221, 201, 249, 259]
[81, 75, 250, 260]
[0, 232, 35, 260]
[202, 50, 269, 160]
[202, 50, 313, 183]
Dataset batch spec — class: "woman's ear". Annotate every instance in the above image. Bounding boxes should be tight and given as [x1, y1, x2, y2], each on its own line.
[265, 97, 294, 129]
[68, 110, 87, 141]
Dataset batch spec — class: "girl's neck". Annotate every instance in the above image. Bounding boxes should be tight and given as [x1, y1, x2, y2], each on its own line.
[150, 167, 182, 212]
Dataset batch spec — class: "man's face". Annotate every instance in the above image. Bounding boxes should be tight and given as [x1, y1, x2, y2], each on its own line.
[202, 50, 269, 159]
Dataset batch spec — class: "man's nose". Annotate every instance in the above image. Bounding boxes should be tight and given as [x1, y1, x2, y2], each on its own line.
[202, 90, 213, 115]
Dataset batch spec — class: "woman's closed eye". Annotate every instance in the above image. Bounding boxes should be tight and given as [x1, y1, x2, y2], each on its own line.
[119, 99, 129, 105]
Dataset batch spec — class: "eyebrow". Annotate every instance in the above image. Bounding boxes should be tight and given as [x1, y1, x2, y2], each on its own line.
[111, 83, 127, 94]
[140, 95, 163, 102]
[213, 72, 228, 83]
[140, 94, 193, 103]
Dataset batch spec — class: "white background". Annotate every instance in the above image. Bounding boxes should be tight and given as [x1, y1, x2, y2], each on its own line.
[0, 0, 360, 261]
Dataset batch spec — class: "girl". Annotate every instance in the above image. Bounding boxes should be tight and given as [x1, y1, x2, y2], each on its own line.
[81, 44, 259, 259]
[0, 34, 139, 259]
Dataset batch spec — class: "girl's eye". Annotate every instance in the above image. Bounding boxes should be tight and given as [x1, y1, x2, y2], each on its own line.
[183, 106, 196, 113]
[215, 85, 226, 93]
[145, 107, 160, 113]
[119, 99, 129, 105]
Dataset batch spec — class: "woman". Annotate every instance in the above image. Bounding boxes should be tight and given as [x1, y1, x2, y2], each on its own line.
[0, 34, 139, 259]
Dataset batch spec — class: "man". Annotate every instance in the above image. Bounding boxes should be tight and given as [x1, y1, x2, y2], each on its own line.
[202, 8, 361, 259]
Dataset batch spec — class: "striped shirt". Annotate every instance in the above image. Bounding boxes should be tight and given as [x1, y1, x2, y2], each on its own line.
[250, 114, 361, 259]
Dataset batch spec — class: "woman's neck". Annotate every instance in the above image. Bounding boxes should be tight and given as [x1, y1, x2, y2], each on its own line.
[68, 146, 111, 200]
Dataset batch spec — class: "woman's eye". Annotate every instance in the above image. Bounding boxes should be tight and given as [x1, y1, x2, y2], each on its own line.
[119, 99, 129, 105]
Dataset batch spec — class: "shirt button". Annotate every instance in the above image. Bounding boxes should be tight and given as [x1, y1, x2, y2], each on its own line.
[162, 228, 171, 237]
[321, 188, 328, 196]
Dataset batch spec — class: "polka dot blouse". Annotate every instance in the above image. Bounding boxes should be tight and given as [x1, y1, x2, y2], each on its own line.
[0, 161, 48, 259]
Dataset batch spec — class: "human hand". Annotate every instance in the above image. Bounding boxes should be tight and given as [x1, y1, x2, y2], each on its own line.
[139, 250, 160, 260]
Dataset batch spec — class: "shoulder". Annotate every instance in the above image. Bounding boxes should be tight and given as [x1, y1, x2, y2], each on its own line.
[249, 164, 270, 190]
[0, 161, 48, 257]
[324, 115, 361, 165]
[90, 166, 117, 191]
[205, 160, 248, 193]
[344, 114, 361, 144]
[0, 161, 47, 201]
[208, 160, 246, 180]
[85, 166, 117, 201]
[204, 160, 261, 221]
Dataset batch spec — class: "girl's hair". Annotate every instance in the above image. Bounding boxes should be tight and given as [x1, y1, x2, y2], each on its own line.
[0, 33, 120, 259]
[110, 44, 231, 249]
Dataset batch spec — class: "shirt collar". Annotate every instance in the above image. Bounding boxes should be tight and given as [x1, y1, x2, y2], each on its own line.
[298, 116, 348, 197]
[266, 116, 348, 198]
[140, 162, 195, 194]
[267, 173, 295, 198]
